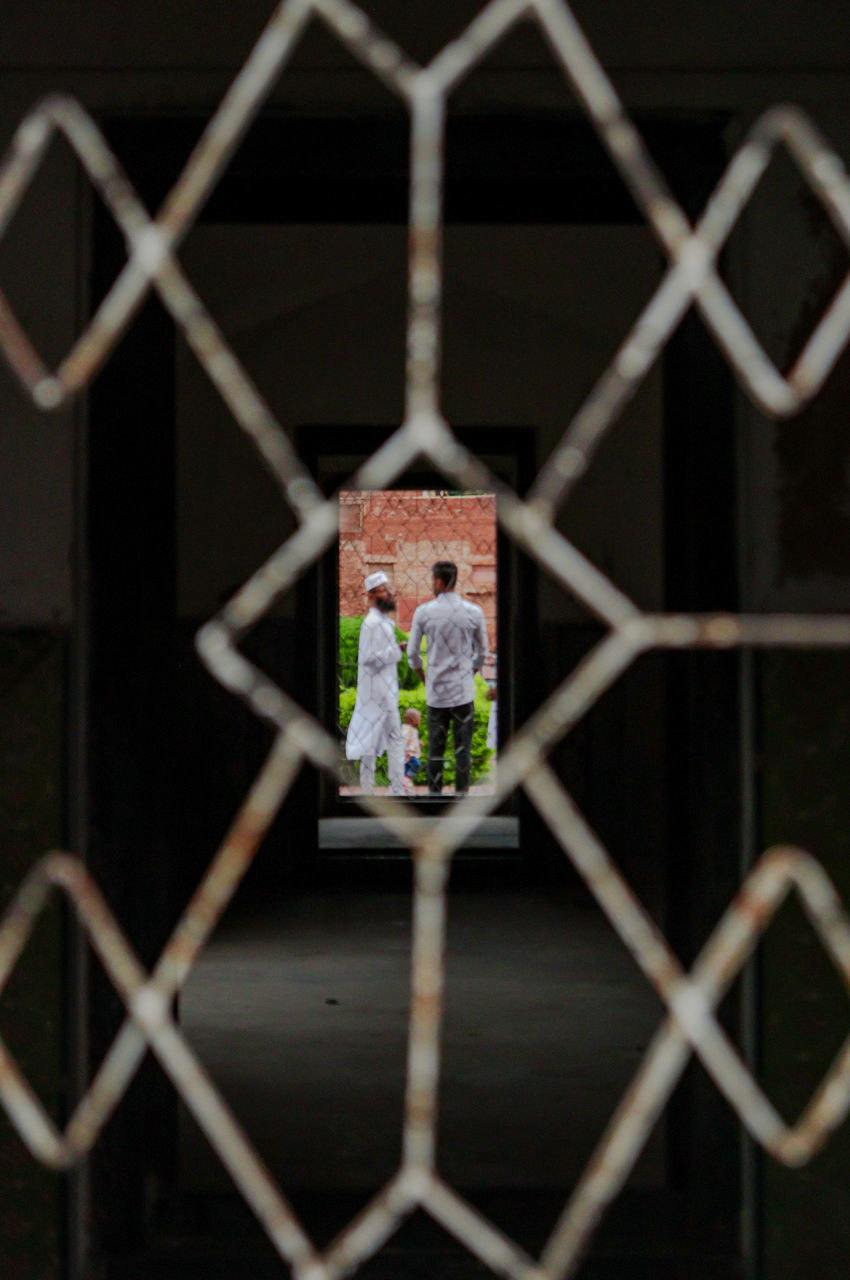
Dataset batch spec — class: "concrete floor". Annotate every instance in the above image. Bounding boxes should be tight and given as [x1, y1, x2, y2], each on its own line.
[318, 815, 520, 849]
[178, 890, 667, 1198]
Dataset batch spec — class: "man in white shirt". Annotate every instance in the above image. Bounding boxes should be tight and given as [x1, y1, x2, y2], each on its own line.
[345, 571, 406, 796]
[406, 561, 489, 796]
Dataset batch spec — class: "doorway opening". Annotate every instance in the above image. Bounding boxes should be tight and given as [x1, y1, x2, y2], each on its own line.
[337, 487, 498, 800]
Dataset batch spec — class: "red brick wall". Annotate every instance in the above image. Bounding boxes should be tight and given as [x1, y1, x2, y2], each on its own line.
[339, 490, 497, 651]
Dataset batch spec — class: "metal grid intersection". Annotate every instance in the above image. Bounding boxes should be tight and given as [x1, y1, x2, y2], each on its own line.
[3, 0, 850, 1276]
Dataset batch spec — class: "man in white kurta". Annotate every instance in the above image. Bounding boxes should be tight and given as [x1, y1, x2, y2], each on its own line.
[345, 571, 406, 796]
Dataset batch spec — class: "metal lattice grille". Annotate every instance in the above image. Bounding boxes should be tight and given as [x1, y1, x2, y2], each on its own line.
[4, 1, 850, 1276]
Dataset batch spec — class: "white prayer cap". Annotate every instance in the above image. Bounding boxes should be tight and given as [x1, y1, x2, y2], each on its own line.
[365, 570, 390, 591]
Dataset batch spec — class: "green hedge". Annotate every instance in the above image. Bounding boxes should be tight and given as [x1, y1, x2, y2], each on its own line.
[339, 616, 493, 787]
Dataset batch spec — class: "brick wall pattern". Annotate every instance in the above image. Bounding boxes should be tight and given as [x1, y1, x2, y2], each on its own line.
[339, 490, 497, 653]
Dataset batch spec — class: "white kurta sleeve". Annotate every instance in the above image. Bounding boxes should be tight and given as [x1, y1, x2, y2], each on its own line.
[360, 618, 401, 671]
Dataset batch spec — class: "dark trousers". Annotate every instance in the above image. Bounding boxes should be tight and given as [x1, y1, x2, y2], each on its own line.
[427, 702, 475, 794]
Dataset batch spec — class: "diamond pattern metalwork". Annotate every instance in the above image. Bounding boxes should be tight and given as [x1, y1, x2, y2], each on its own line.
[3, 1, 850, 1277]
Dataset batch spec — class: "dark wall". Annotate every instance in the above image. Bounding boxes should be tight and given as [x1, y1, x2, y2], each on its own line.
[0, 635, 64, 1280]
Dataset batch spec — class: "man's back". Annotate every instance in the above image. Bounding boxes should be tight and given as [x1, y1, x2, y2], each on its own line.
[407, 591, 488, 708]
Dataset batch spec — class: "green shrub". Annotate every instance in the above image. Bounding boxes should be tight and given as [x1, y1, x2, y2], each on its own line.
[338, 616, 362, 689]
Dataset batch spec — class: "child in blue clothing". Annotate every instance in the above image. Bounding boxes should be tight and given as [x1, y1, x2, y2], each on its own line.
[402, 707, 422, 794]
